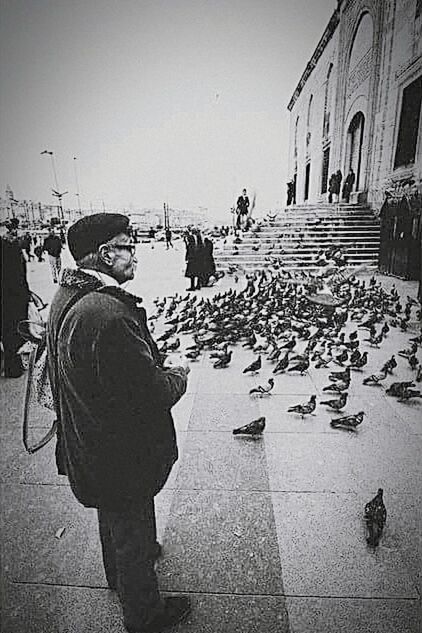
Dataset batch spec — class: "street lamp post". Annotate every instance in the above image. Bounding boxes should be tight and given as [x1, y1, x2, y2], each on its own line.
[41, 149, 67, 221]
[51, 189, 68, 222]
[73, 156, 82, 216]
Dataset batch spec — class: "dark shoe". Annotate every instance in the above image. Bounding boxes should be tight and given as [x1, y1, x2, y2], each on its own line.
[128, 596, 191, 633]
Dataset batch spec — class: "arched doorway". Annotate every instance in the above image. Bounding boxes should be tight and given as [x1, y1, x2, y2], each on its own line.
[345, 111, 365, 191]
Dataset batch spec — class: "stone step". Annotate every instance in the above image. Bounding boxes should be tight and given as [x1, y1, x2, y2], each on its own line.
[220, 233, 380, 242]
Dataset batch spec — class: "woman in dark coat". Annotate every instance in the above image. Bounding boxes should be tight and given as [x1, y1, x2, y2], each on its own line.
[184, 231, 201, 290]
[200, 237, 216, 286]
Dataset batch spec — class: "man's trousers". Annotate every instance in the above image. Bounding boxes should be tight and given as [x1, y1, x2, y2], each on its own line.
[48, 255, 62, 283]
[98, 497, 163, 631]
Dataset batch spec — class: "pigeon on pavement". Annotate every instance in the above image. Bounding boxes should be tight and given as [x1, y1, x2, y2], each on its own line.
[330, 411, 365, 430]
[243, 355, 262, 374]
[287, 395, 317, 418]
[365, 488, 387, 548]
[320, 391, 348, 411]
[249, 378, 275, 396]
[233, 416, 266, 437]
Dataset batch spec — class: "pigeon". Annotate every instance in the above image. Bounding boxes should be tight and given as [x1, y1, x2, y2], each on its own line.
[330, 410, 365, 430]
[273, 352, 290, 374]
[329, 367, 351, 383]
[334, 349, 348, 365]
[350, 349, 362, 365]
[398, 387, 422, 402]
[287, 356, 310, 375]
[233, 416, 266, 437]
[364, 331, 384, 347]
[363, 371, 387, 386]
[350, 351, 368, 370]
[408, 354, 419, 370]
[185, 348, 202, 360]
[166, 338, 181, 352]
[249, 378, 275, 396]
[281, 336, 297, 351]
[382, 355, 397, 374]
[398, 342, 418, 358]
[287, 395, 317, 418]
[322, 379, 350, 393]
[213, 350, 232, 368]
[386, 381, 415, 398]
[243, 355, 262, 374]
[320, 391, 348, 411]
[210, 344, 229, 359]
[364, 488, 387, 548]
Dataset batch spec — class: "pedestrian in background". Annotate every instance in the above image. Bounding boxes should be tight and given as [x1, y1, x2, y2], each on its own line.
[21, 231, 33, 261]
[43, 228, 63, 283]
[165, 227, 173, 249]
[46, 213, 191, 632]
[0, 218, 31, 377]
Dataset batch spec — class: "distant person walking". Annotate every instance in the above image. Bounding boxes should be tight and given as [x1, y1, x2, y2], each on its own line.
[165, 227, 173, 249]
[21, 232, 34, 261]
[0, 218, 31, 377]
[342, 168, 355, 203]
[236, 188, 250, 230]
[43, 228, 63, 283]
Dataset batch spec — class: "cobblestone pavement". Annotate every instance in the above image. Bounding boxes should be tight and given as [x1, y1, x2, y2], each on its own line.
[1, 239, 421, 632]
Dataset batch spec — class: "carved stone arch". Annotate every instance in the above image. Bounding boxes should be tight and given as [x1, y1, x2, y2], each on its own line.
[333, 0, 384, 194]
[333, 0, 385, 184]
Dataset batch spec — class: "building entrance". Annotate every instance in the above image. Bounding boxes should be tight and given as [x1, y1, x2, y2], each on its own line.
[345, 111, 365, 191]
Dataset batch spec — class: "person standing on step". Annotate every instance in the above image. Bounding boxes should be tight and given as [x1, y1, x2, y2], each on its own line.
[236, 188, 250, 230]
[46, 213, 191, 633]
[342, 168, 355, 203]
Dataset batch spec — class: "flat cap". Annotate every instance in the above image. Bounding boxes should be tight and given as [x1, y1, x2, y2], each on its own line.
[67, 213, 130, 261]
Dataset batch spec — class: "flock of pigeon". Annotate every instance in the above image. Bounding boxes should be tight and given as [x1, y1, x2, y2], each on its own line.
[150, 267, 421, 548]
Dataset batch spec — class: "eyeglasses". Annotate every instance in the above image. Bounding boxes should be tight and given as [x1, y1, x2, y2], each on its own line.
[112, 243, 136, 255]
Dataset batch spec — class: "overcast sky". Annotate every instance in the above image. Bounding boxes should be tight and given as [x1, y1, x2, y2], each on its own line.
[0, 0, 336, 219]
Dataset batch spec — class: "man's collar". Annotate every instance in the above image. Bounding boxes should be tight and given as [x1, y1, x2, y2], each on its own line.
[79, 268, 120, 287]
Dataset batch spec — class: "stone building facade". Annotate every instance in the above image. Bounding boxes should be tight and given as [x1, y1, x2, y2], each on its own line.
[287, 0, 422, 209]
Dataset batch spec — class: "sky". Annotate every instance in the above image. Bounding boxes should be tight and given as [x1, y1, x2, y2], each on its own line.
[0, 0, 336, 220]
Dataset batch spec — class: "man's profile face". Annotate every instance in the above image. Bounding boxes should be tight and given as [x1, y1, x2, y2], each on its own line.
[107, 232, 137, 284]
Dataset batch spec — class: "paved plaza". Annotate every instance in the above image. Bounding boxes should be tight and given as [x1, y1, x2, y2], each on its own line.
[1, 239, 421, 633]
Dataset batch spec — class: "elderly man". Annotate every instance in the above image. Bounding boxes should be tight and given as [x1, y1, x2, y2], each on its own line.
[46, 213, 190, 632]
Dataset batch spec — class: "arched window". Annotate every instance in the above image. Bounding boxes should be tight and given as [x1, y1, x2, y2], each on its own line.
[323, 64, 333, 138]
[294, 116, 299, 158]
[307, 94, 313, 128]
[306, 95, 313, 149]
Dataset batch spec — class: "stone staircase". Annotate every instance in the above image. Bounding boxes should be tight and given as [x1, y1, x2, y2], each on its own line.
[213, 203, 380, 272]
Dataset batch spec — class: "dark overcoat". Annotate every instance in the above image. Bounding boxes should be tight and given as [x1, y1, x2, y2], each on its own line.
[47, 268, 187, 511]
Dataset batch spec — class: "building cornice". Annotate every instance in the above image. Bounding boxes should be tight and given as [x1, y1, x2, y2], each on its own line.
[287, 8, 340, 112]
